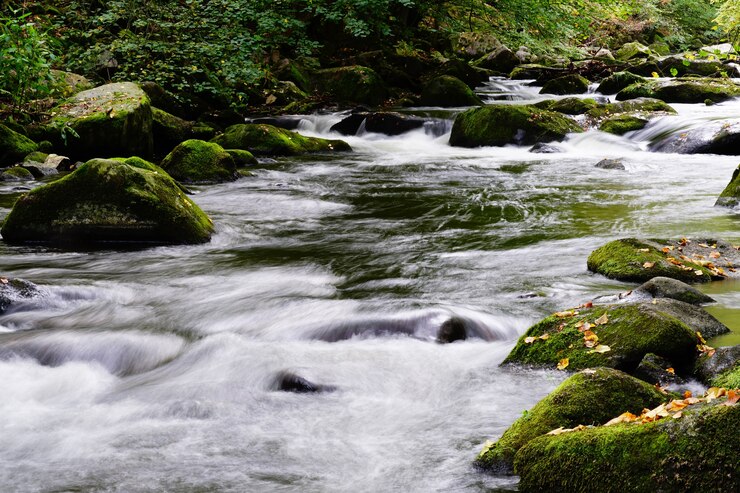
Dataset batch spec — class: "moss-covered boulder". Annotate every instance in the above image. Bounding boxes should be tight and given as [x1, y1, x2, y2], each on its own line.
[585, 98, 676, 120]
[49, 70, 94, 99]
[430, 59, 489, 88]
[544, 97, 599, 115]
[514, 397, 740, 492]
[540, 74, 590, 95]
[313, 65, 387, 106]
[502, 300, 722, 374]
[449, 105, 582, 148]
[1, 158, 213, 245]
[152, 107, 198, 154]
[716, 165, 740, 207]
[476, 368, 666, 474]
[632, 277, 715, 305]
[695, 346, 740, 386]
[451, 32, 502, 60]
[1, 166, 35, 182]
[0, 123, 38, 165]
[617, 78, 740, 104]
[629, 56, 729, 78]
[419, 75, 483, 107]
[160, 140, 237, 184]
[510, 64, 565, 82]
[586, 238, 739, 283]
[225, 149, 257, 167]
[474, 45, 520, 74]
[211, 124, 351, 156]
[599, 114, 649, 135]
[615, 42, 653, 61]
[596, 71, 645, 95]
[49, 82, 153, 160]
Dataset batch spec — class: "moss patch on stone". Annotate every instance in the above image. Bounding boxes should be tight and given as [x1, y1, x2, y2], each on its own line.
[712, 365, 740, 388]
[514, 399, 740, 493]
[596, 71, 645, 95]
[419, 75, 482, 107]
[211, 124, 351, 156]
[540, 74, 590, 95]
[546, 97, 599, 115]
[476, 368, 666, 474]
[617, 78, 740, 104]
[313, 65, 388, 106]
[449, 104, 582, 148]
[1, 158, 213, 245]
[225, 149, 257, 167]
[0, 123, 38, 165]
[1, 167, 35, 181]
[716, 165, 740, 207]
[160, 139, 237, 184]
[599, 115, 648, 135]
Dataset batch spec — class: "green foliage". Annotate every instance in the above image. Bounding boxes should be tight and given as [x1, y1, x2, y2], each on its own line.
[712, 0, 740, 46]
[0, 8, 56, 116]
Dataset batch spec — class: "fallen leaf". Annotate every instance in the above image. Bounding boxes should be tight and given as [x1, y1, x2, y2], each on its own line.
[666, 399, 688, 411]
[694, 270, 704, 276]
[672, 411, 683, 419]
[524, 336, 536, 344]
[557, 358, 569, 370]
[666, 367, 675, 375]
[547, 424, 588, 435]
[725, 390, 739, 406]
[546, 426, 566, 436]
[0, 277, 7, 284]
[662, 246, 675, 253]
[698, 243, 710, 248]
[589, 344, 611, 354]
[594, 313, 609, 326]
[643, 262, 655, 269]
[679, 237, 690, 245]
[583, 330, 599, 348]
[539, 334, 550, 340]
[696, 332, 706, 344]
[577, 321, 592, 333]
[638, 248, 650, 253]
[554, 310, 577, 318]
[684, 390, 692, 399]
[604, 411, 637, 426]
[706, 387, 727, 402]
[710, 251, 721, 259]
[654, 383, 668, 394]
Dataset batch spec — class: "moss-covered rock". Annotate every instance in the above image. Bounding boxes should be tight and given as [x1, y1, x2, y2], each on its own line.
[617, 78, 740, 104]
[546, 97, 599, 115]
[313, 65, 387, 106]
[430, 59, 489, 88]
[225, 149, 257, 167]
[1, 166, 35, 181]
[540, 74, 590, 95]
[510, 64, 565, 82]
[160, 139, 237, 184]
[451, 32, 502, 60]
[599, 114, 649, 135]
[211, 124, 351, 156]
[514, 398, 740, 492]
[585, 98, 676, 120]
[596, 71, 645, 95]
[449, 105, 582, 148]
[49, 70, 94, 99]
[152, 107, 196, 155]
[632, 277, 715, 305]
[23, 151, 48, 164]
[615, 42, 653, 61]
[0, 123, 38, 165]
[419, 75, 483, 107]
[629, 56, 729, 78]
[476, 368, 666, 473]
[474, 45, 520, 74]
[0, 158, 213, 245]
[654, 119, 740, 155]
[716, 165, 740, 207]
[49, 82, 153, 160]
[695, 346, 740, 386]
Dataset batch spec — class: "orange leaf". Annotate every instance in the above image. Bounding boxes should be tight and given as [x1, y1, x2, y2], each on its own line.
[726, 390, 739, 406]
[557, 358, 569, 370]
[710, 251, 721, 259]
[554, 310, 577, 318]
[683, 390, 692, 399]
[604, 411, 637, 426]
[666, 367, 675, 375]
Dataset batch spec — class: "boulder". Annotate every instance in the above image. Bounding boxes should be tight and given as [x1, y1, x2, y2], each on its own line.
[1, 167, 35, 182]
[330, 112, 428, 136]
[615, 41, 653, 61]
[594, 158, 625, 170]
[633, 353, 684, 385]
[501, 300, 725, 374]
[271, 371, 336, 393]
[1, 158, 213, 245]
[599, 114, 648, 135]
[0, 276, 40, 314]
[436, 317, 468, 343]
[586, 238, 740, 283]
[49, 82, 153, 160]
[596, 71, 645, 95]
[617, 78, 740, 104]
[225, 149, 257, 167]
[585, 98, 676, 119]
[476, 368, 666, 474]
[629, 56, 733, 78]
[430, 59, 489, 88]
[140, 81, 190, 120]
[651, 118, 740, 155]
[451, 32, 502, 60]
[529, 143, 565, 154]
[540, 74, 590, 95]
[632, 276, 715, 305]
[49, 70, 94, 98]
[0, 123, 38, 165]
[449, 105, 582, 148]
[716, 165, 740, 207]
[152, 107, 197, 155]
[514, 398, 740, 492]
[160, 140, 237, 184]
[475, 45, 520, 73]
[544, 97, 599, 115]
[694, 345, 740, 386]
[420, 75, 483, 107]
[313, 65, 387, 106]
[211, 124, 351, 156]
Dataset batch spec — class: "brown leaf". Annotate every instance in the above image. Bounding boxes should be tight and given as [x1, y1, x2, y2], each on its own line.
[683, 390, 692, 399]
[643, 262, 655, 269]
[725, 390, 739, 406]
[554, 310, 577, 318]
[710, 251, 721, 259]
[539, 333, 550, 340]
[604, 411, 637, 426]
[594, 312, 609, 326]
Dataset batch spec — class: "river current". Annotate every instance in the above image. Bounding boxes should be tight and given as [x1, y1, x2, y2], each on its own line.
[1, 79, 740, 492]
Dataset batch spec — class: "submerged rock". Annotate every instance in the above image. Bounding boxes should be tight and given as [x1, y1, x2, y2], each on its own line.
[514, 397, 740, 492]
[160, 139, 237, 184]
[476, 368, 666, 474]
[271, 371, 336, 393]
[694, 345, 740, 387]
[420, 75, 483, 107]
[211, 124, 351, 156]
[651, 118, 740, 155]
[449, 104, 582, 148]
[717, 164, 740, 207]
[502, 300, 726, 374]
[1, 158, 213, 245]
[0, 277, 40, 314]
[617, 78, 740, 104]
[330, 112, 429, 136]
[540, 74, 590, 95]
[594, 158, 625, 170]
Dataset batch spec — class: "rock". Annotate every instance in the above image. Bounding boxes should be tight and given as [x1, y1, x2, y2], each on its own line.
[633, 353, 685, 385]
[313, 65, 387, 106]
[49, 82, 153, 160]
[264, 80, 308, 107]
[246, 116, 304, 131]
[598, 115, 648, 135]
[716, 165, 740, 207]
[44, 154, 74, 172]
[632, 276, 715, 305]
[0, 158, 213, 245]
[436, 317, 467, 343]
[585, 98, 676, 119]
[211, 124, 351, 156]
[451, 32, 502, 60]
[152, 107, 197, 155]
[545, 97, 599, 115]
[595, 158, 625, 170]
[593, 48, 615, 60]
[514, 398, 740, 492]
[649, 41, 671, 56]
[629, 56, 733, 78]
[274, 58, 314, 93]
[476, 368, 666, 474]
[694, 345, 740, 385]
[475, 45, 520, 73]
[596, 71, 645, 95]
[515, 46, 535, 63]
[225, 149, 257, 167]
[430, 59, 489, 88]
[0, 276, 40, 314]
[330, 112, 429, 136]
[49, 70, 94, 98]
[701, 43, 736, 55]
[0, 123, 38, 165]
[160, 139, 237, 184]
[540, 74, 590, 95]
[0, 167, 35, 182]
[22, 151, 48, 164]
[502, 300, 722, 374]
[419, 75, 483, 107]
[510, 64, 567, 84]
[586, 238, 740, 283]
[650, 118, 740, 155]
[449, 105, 582, 148]
[140, 81, 190, 120]
[529, 143, 565, 154]
[615, 41, 653, 61]
[271, 371, 336, 393]
[617, 78, 740, 104]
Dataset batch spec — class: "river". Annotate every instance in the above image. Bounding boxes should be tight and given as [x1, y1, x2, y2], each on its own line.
[1, 78, 739, 492]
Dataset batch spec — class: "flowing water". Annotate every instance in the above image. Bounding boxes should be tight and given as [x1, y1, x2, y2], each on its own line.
[2, 78, 740, 492]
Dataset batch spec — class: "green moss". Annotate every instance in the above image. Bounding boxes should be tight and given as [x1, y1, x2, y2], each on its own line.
[617, 78, 740, 104]
[712, 365, 740, 388]
[419, 75, 482, 107]
[547, 98, 598, 115]
[314, 65, 387, 106]
[502, 302, 699, 373]
[211, 124, 351, 156]
[449, 104, 583, 148]
[540, 74, 590, 95]
[587, 238, 714, 283]
[225, 149, 257, 167]
[0, 123, 38, 165]
[160, 139, 237, 184]
[1, 167, 35, 181]
[615, 42, 653, 61]
[597, 72, 645, 95]
[716, 165, 740, 207]
[585, 98, 676, 119]
[23, 151, 49, 164]
[476, 368, 666, 473]
[599, 115, 648, 135]
[152, 106, 193, 152]
[1, 158, 213, 245]
[514, 401, 740, 493]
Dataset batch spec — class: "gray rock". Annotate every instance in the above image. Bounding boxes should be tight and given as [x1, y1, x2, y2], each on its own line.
[595, 158, 625, 170]
[633, 277, 714, 305]
[0, 277, 40, 314]
[694, 345, 740, 383]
